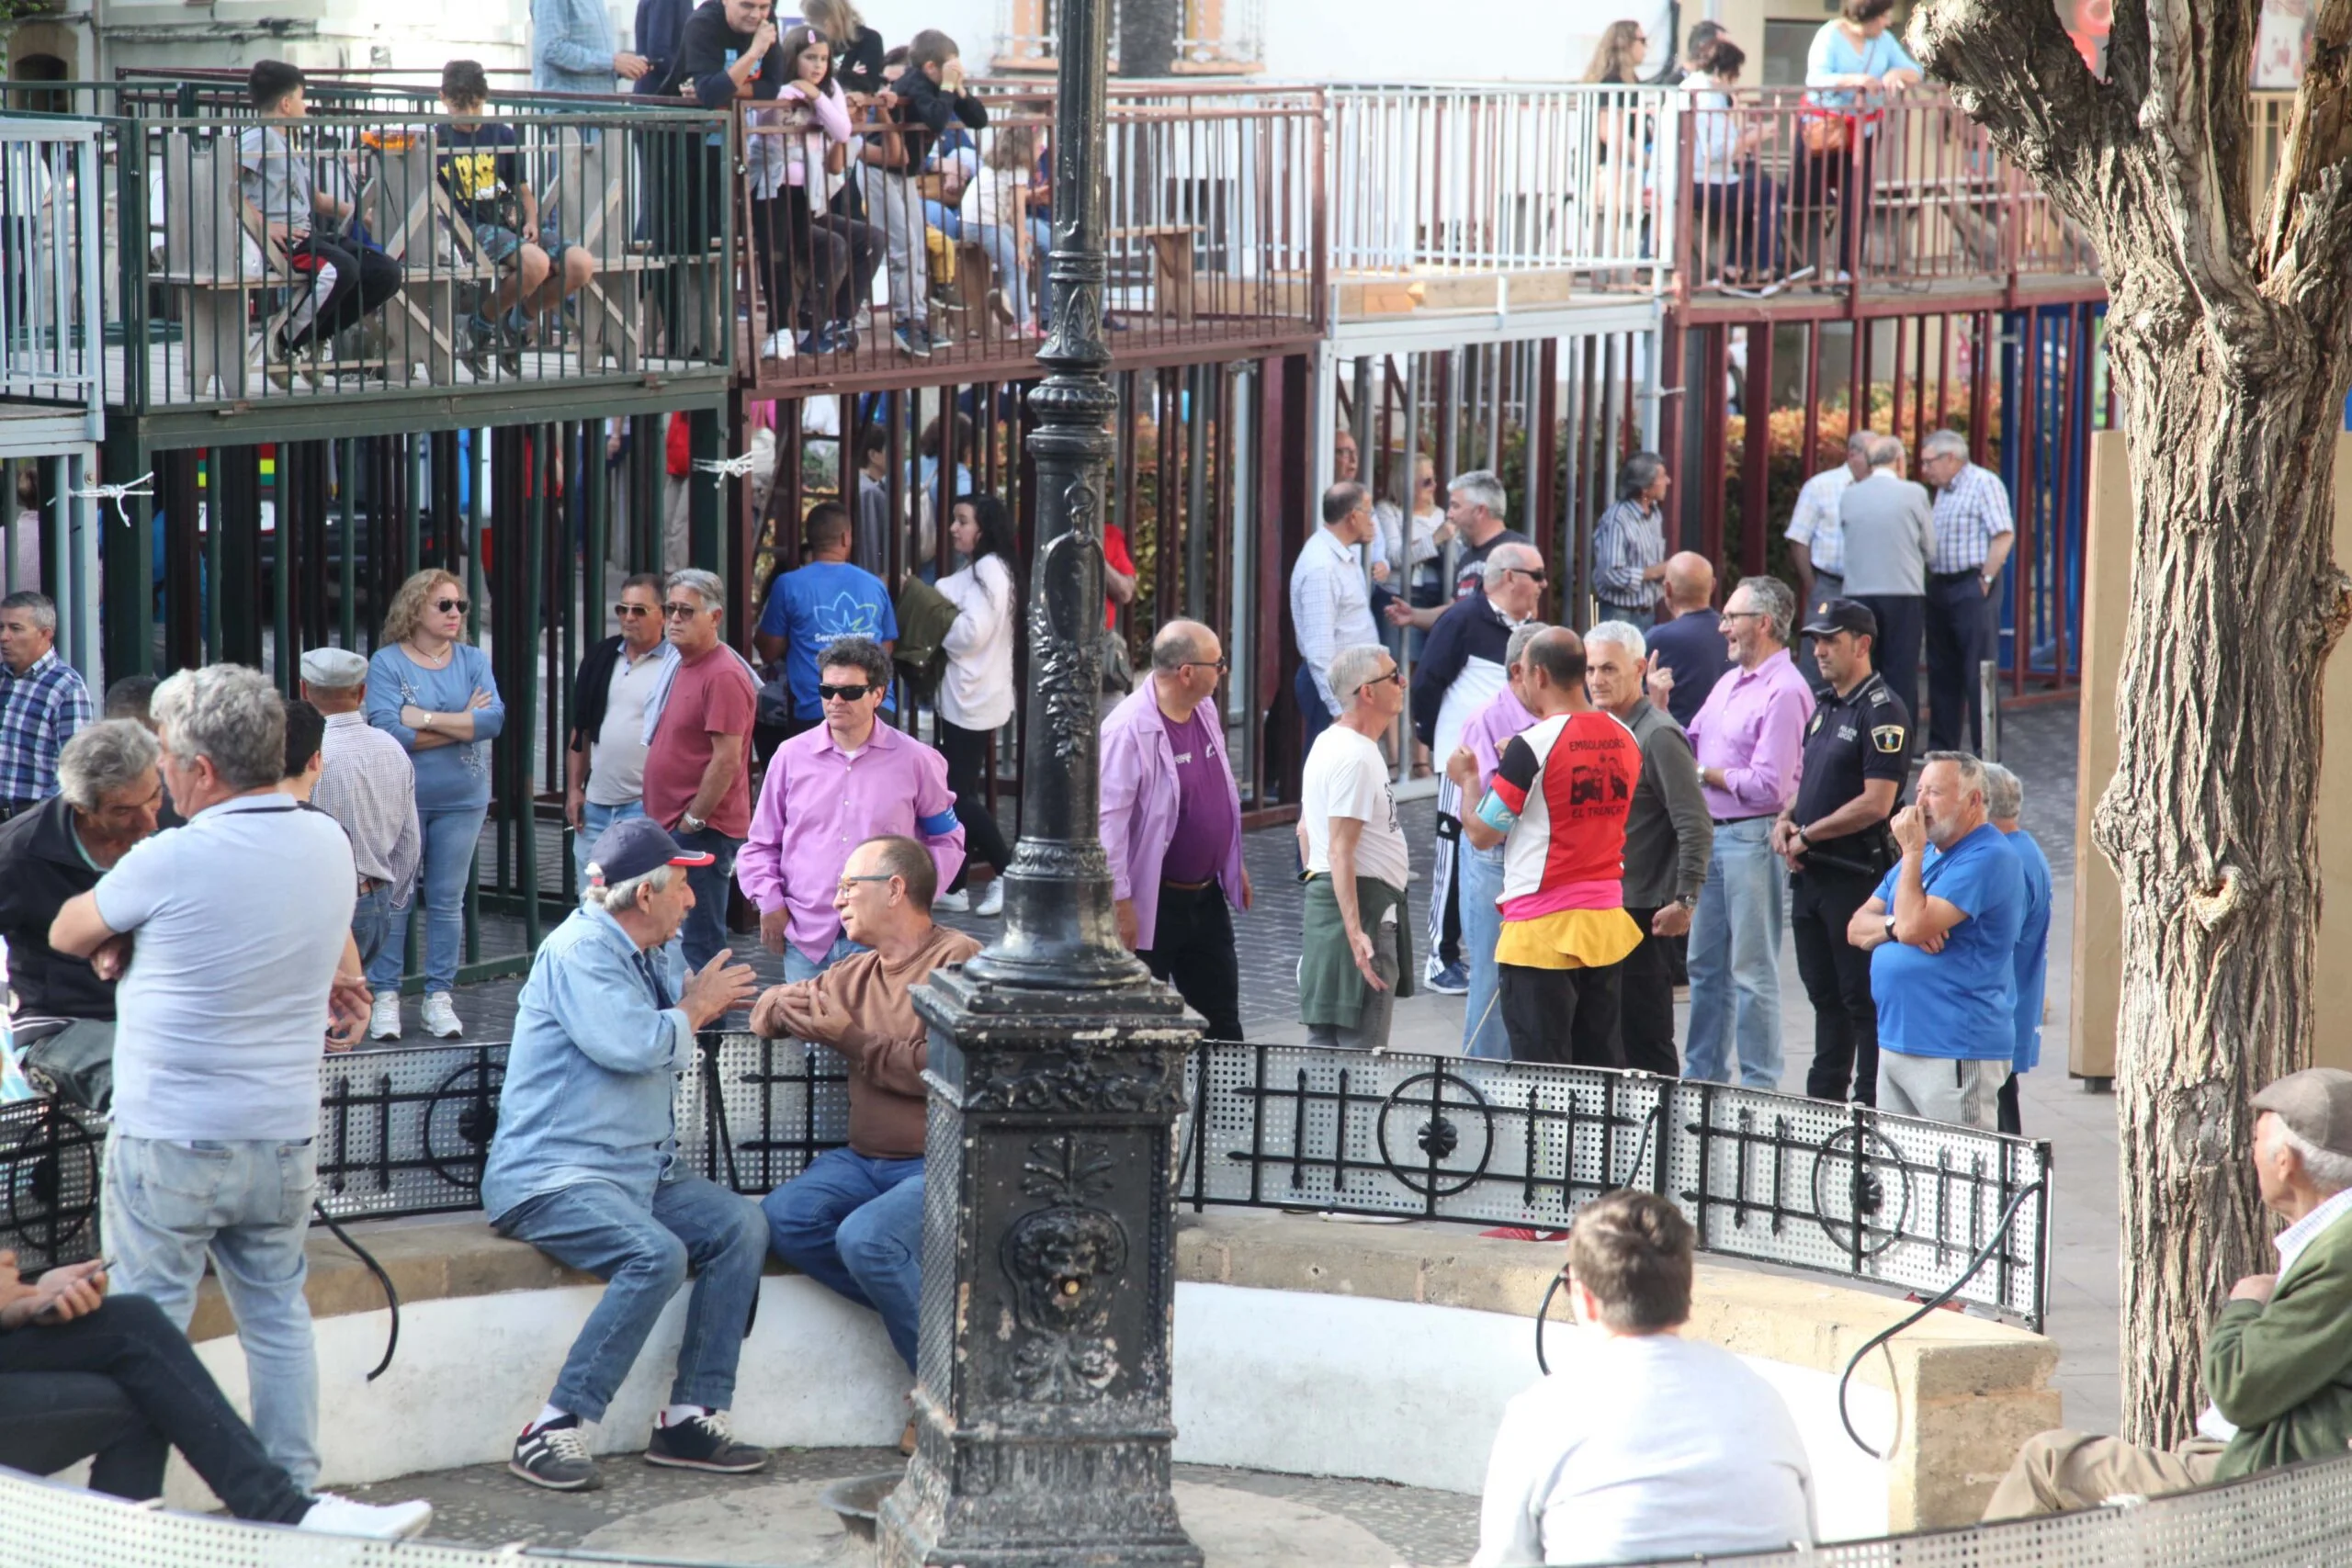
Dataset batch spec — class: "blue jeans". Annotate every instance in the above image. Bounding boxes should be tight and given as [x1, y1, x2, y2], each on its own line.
[350, 885, 393, 976]
[1683, 815, 1786, 1089]
[367, 804, 486, 994]
[784, 934, 867, 984]
[1459, 843, 1510, 1060]
[672, 826, 742, 974]
[573, 797, 648, 886]
[967, 223, 1033, 327]
[763, 1147, 925, 1371]
[101, 1132, 321, 1491]
[492, 1173, 768, 1423]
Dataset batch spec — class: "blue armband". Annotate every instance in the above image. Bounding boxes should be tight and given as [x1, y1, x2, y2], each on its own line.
[918, 807, 960, 837]
[1476, 791, 1519, 834]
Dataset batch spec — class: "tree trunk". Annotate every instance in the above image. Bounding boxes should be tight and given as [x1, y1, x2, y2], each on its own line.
[1116, 0, 1182, 78]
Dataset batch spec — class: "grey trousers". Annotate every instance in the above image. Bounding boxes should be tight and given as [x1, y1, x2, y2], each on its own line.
[1306, 938, 1398, 1053]
[1982, 1432, 2224, 1520]
[1877, 1050, 2010, 1130]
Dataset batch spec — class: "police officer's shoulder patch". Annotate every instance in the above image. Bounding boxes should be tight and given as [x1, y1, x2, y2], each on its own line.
[1871, 725, 1905, 754]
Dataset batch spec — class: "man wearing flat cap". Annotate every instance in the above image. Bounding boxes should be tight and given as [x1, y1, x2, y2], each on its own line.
[1984, 1067, 2352, 1517]
[301, 647, 421, 1030]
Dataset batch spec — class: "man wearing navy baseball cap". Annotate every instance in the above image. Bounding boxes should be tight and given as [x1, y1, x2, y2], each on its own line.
[481, 816, 765, 1492]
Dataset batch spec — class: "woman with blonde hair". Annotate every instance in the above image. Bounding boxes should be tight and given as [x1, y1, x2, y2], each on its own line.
[364, 570, 503, 1041]
[801, 0, 887, 101]
[1582, 18, 1651, 83]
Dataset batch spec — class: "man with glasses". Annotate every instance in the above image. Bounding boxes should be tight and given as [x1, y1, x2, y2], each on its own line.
[1413, 542, 1546, 997]
[642, 569, 761, 971]
[753, 836, 981, 1437]
[739, 637, 966, 983]
[1299, 645, 1415, 1051]
[1100, 620, 1251, 1042]
[565, 574, 675, 886]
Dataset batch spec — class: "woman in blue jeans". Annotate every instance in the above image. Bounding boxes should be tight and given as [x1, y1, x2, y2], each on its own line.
[367, 569, 503, 1041]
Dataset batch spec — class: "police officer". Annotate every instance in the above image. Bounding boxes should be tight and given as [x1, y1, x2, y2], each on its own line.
[1772, 600, 1911, 1105]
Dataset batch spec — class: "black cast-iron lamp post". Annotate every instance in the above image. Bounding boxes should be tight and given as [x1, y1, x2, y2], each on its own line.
[873, 0, 1204, 1560]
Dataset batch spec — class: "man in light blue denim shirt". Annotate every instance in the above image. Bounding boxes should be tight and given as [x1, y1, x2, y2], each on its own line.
[532, 0, 651, 95]
[482, 817, 763, 1492]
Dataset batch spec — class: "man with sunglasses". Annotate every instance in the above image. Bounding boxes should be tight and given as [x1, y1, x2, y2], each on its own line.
[739, 636, 966, 982]
[1099, 621, 1251, 1042]
[565, 574, 675, 886]
[1412, 542, 1546, 998]
[642, 569, 761, 972]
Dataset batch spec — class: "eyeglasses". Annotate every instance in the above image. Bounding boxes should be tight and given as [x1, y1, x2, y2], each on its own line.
[435, 597, 469, 615]
[1506, 567, 1548, 584]
[1419, 476, 1437, 489]
[1182, 657, 1231, 673]
[1722, 610, 1766, 623]
[818, 682, 875, 702]
[1364, 667, 1406, 687]
[835, 873, 894, 896]
[662, 603, 707, 619]
[614, 603, 653, 618]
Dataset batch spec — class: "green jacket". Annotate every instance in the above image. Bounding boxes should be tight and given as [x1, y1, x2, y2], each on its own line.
[1298, 874, 1416, 1031]
[2205, 1207, 2352, 1481]
[893, 575, 960, 701]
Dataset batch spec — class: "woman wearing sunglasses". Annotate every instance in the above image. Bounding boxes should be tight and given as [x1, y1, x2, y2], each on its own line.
[365, 570, 505, 1041]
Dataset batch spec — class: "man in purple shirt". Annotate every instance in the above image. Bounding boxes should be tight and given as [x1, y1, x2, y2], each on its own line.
[1453, 622, 1545, 1060]
[1100, 621, 1250, 1042]
[1683, 576, 1815, 1089]
[737, 637, 966, 982]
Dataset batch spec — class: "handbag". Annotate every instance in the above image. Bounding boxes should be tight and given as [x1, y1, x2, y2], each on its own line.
[15, 1017, 117, 1114]
[1800, 113, 1850, 156]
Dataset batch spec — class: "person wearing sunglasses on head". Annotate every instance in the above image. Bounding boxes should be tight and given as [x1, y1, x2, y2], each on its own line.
[564, 574, 677, 889]
[365, 570, 504, 1041]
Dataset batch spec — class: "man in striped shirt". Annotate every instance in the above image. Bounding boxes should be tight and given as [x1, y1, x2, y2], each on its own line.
[300, 648, 422, 1004]
[0, 592, 92, 819]
[1590, 454, 1672, 630]
[1917, 429, 2015, 752]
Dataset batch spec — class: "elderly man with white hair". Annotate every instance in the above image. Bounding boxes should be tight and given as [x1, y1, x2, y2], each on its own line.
[1838, 434, 1933, 735]
[645, 567, 761, 971]
[1299, 644, 1415, 1051]
[482, 816, 764, 1492]
[1982, 761, 2051, 1135]
[0, 718, 163, 1021]
[1846, 750, 2026, 1128]
[1917, 428, 2015, 751]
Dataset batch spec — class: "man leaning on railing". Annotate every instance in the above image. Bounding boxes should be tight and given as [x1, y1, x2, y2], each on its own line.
[1985, 1069, 2352, 1517]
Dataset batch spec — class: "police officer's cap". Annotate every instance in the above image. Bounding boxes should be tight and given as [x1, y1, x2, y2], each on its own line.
[1801, 599, 1878, 641]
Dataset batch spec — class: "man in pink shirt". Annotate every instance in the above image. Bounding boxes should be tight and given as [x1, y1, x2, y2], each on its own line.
[1682, 576, 1814, 1089]
[738, 636, 965, 981]
[1452, 622, 1545, 1060]
[1099, 621, 1250, 1041]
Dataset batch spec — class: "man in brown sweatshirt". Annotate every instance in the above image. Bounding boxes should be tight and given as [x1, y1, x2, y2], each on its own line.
[753, 834, 978, 1377]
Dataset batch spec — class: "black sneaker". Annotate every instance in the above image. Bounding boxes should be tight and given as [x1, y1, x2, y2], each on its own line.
[645, 1410, 768, 1473]
[511, 1415, 600, 1491]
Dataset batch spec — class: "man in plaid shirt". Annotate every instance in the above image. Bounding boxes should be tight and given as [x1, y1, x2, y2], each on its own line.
[0, 592, 92, 818]
[1917, 430, 2015, 752]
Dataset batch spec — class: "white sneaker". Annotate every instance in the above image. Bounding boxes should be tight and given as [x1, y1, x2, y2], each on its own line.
[296, 1494, 433, 1540]
[422, 992, 462, 1039]
[368, 995, 401, 1041]
[933, 889, 971, 913]
[760, 329, 794, 361]
[975, 879, 1004, 918]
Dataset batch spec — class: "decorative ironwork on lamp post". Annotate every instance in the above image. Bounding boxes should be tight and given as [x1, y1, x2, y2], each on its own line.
[874, 0, 1204, 1561]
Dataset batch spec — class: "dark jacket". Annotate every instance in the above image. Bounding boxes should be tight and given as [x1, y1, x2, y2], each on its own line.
[567, 634, 627, 755]
[1621, 700, 1713, 909]
[1645, 607, 1730, 728]
[631, 0, 695, 95]
[1410, 588, 1514, 750]
[675, 0, 787, 109]
[0, 795, 116, 1021]
[2206, 1208, 2352, 1482]
[827, 24, 887, 97]
[873, 65, 988, 173]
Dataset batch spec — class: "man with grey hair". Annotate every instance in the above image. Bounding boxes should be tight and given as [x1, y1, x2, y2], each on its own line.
[1837, 435, 1932, 738]
[485, 816, 763, 1491]
[0, 719, 163, 1020]
[0, 589, 93, 819]
[1453, 621, 1550, 1059]
[1290, 481, 1385, 756]
[644, 567, 760, 970]
[1846, 750, 2026, 1127]
[1785, 429, 1874, 611]
[1100, 620, 1250, 1041]
[1983, 761, 2051, 1135]
[301, 646, 422, 989]
[1917, 429, 2014, 751]
[1590, 453, 1672, 630]
[1985, 1067, 2352, 1517]
[49, 663, 368, 1489]
[1412, 539, 1545, 994]
[1386, 469, 1528, 634]
[1299, 644, 1414, 1050]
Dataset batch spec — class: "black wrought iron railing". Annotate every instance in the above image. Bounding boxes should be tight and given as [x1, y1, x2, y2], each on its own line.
[0, 1035, 2051, 1326]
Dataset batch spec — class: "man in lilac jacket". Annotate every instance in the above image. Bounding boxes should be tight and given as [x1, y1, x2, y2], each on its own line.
[1100, 621, 1251, 1041]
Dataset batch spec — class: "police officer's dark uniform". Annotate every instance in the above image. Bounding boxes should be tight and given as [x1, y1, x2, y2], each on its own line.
[1783, 600, 1910, 1105]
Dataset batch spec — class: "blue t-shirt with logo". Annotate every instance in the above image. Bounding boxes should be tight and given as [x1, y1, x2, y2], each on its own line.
[757, 560, 900, 717]
[2005, 827, 2053, 1074]
[1869, 823, 2025, 1062]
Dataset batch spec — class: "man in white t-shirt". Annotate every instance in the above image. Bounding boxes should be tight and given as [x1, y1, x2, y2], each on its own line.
[1297, 644, 1413, 1051]
[1474, 1190, 1815, 1567]
[48, 664, 368, 1492]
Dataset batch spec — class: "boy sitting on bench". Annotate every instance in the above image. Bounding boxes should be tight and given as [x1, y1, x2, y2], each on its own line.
[239, 61, 404, 360]
[435, 59, 600, 368]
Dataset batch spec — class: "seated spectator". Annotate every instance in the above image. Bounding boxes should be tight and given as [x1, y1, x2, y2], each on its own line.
[754, 836, 979, 1418]
[0, 720, 162, 1021]
[239, 62, 403, 361]
[1472, 1191, 1815, 1566]
[1985, 1069, 2352, 1517]
[758, 25, 880, 358]
[967, 122, 1041, 335]
[436, 60, 597, 372]
[481, 818, 765, 1491]
[0, 1253, 431, 1539]
[753, 501, 899, 749]
[863, 30, 988, 358]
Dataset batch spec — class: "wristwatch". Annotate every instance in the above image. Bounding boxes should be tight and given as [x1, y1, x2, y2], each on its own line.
[1793, 824, 1812, 849]
[1883, 917, 1897, 944]
[1675, 893, 1699, 910]
[681, 814, 707, 834]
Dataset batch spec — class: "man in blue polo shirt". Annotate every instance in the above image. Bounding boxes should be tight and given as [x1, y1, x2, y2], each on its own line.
[1845, 750, 2025, 1129]
[752, 502, 898, 748]
[1984, 762, 2052, 1135]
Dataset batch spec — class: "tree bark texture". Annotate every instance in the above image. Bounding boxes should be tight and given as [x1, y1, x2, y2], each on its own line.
[1911, 0, 2352, 1444]
[1117, 0, 1182, 78]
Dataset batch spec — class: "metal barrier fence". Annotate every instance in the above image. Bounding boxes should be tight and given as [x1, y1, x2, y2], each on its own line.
[0, 118, 107, 425]
[0, 1036, 2049, 1325]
